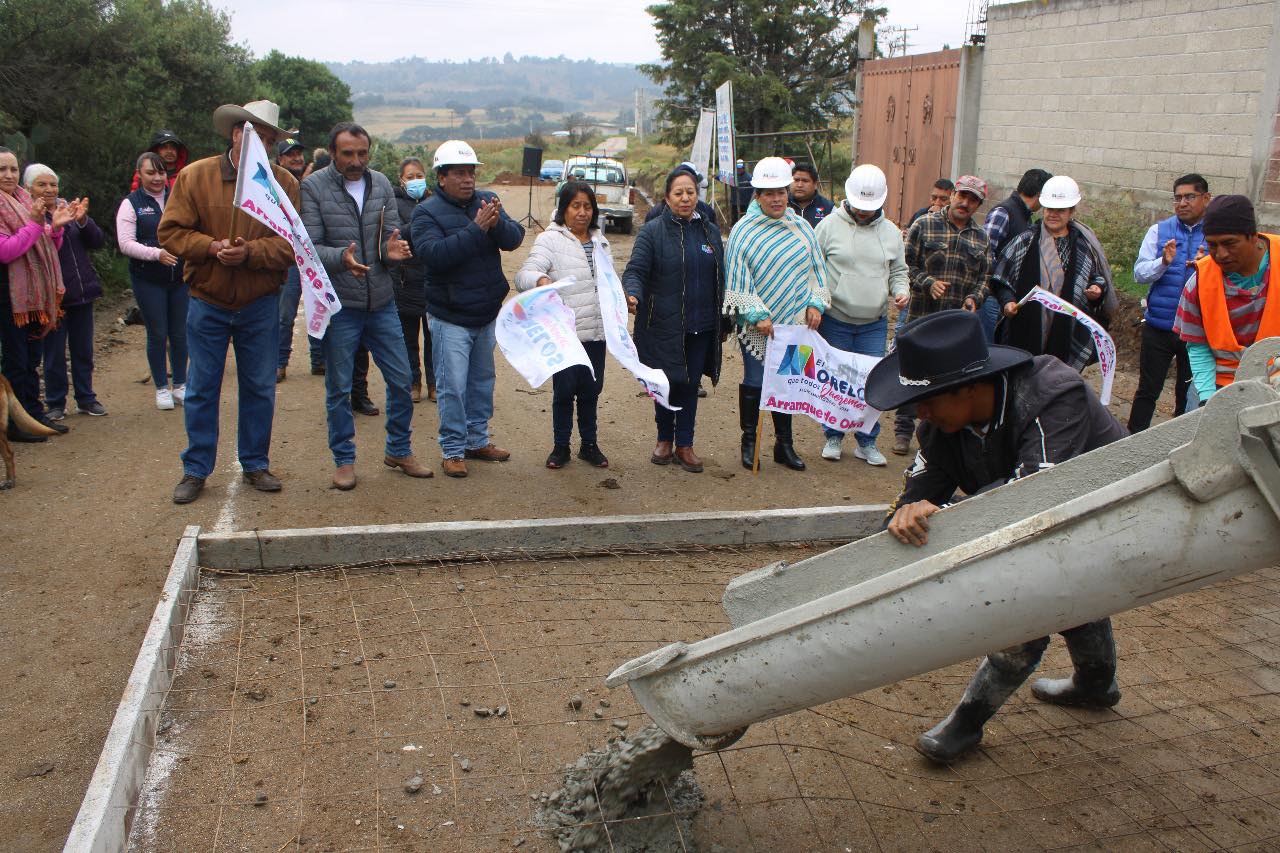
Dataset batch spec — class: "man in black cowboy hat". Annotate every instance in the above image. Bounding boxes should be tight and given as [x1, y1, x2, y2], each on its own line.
[865, 309, 1127, 763]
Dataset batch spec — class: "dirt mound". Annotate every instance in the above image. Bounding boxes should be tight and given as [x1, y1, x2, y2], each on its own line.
[490, 170, 544, 186]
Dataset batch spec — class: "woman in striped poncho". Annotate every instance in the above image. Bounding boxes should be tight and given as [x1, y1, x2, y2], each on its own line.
[724, 157, 831, 472]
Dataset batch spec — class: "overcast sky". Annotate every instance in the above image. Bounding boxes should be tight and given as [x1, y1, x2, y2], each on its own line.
[216, 0, 977, 66]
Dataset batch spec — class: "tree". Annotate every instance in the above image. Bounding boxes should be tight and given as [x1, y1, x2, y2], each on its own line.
[254, 50, 353, 146]
[640, 0, 887, 143]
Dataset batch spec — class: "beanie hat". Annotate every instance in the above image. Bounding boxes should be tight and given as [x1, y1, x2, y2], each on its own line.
[1202, 195, 1257, 236]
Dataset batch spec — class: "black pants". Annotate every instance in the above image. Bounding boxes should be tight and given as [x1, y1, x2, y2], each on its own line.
[351, 345, 371, 401]
[552, 339, 606, 445]
[656, 331, 714, 446]
[894, 404, 916, 441]
[1127, 324, 1191, 433]
[0, 287, 45, 418]
[399, 313, 434, 387]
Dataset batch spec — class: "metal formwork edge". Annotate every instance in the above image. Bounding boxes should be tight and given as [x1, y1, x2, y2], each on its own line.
[63, 525, 201, 853]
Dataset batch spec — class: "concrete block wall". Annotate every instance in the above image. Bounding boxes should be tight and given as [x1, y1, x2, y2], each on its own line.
[974, 0, 1280, 226]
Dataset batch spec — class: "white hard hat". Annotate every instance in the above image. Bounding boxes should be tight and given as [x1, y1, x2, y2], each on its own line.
[844, 164, 888, 211]
[1039, 175, 1081, 209]
[433, 140, 483, 170]
[751, 156, 793, 189]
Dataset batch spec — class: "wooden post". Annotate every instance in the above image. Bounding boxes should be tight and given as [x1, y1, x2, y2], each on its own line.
[752, 408, 765, 475]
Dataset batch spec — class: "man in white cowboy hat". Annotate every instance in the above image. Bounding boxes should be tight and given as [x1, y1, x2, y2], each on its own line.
[865, 309, 1127, 764]
[158, 99, 300, 505]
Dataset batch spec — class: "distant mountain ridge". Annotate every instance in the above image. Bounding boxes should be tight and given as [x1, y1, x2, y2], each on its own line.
[327, 54, 655, 115]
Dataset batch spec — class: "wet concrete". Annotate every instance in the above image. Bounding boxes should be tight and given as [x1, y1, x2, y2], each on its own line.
[536, 724, 701, 852]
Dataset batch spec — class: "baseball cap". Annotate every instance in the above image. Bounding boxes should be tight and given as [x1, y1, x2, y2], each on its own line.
[276, 138, 305, 156]
[953, 175, 987, 202]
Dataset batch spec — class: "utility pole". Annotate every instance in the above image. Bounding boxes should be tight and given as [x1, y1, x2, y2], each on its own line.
[850, 17, 877, 164]
[878, 24, 917, 57]
[634, 88, 645, 142]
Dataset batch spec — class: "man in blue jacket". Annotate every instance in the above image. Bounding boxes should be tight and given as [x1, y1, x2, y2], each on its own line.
[410, 140, 525, 478]
[1127, 173, 1210, 432]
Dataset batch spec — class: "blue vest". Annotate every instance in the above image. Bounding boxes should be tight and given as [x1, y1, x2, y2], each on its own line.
[126, 188, 183, 286]
[1147, 215, 1204, 330]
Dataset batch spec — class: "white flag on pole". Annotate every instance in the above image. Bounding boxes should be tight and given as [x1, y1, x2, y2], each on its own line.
[593, 243, 680, 411]
[233, 121, 341, 337]
[496, 279, 594, 388]
[1016, 286, 1117, 404]
[760, 325, 882, 433]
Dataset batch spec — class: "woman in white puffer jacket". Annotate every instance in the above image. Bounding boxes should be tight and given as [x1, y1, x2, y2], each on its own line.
[515, 181, 611, 469]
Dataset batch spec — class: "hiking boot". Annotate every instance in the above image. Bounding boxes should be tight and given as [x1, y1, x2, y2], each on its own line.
[651, 440, 674, 465]
[892, 434, 911, 456]
[577, 443, 608, 468]
[352, 396, 379, 417]
[242, 469, 282, 492]
[384, 454, 434, 478]
[331, 464, 356, 491]
[854, 444, 888, 466]
[172, 474, 205, 504]
[464, 444, 510, 462]
[821, 436, 842, 461]
[675, 445, 703, 473]
[442, 457, 468, 478]
[546, 444, 571, 469]
[79, 401, 108, 417]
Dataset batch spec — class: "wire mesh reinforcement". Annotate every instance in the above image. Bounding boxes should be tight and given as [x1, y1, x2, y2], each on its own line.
[125, 543, 1280, 852]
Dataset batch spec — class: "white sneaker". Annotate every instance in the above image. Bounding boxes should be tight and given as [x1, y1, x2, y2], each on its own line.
[156, 388, 175, 410]
[171, 385, 186, 406]
[821, 436, 842, 461]
[854, 444, 888, 467]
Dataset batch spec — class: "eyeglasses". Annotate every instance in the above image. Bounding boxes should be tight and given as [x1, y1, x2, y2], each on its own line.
[1173, 193, 1203, 203]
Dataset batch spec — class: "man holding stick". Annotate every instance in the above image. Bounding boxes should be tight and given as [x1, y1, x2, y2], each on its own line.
[158, 100, 300, 505]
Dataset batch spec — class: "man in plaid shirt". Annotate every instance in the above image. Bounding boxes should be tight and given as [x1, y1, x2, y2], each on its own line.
[893, 175, 991, 455]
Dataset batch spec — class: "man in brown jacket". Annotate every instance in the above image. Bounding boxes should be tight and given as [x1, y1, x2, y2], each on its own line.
[159, 100, 300, 504]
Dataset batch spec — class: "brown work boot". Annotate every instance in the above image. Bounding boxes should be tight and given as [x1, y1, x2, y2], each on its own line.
[892, 434, 911, 456]
[172, 474, 205, 504]
[651, 440, 674, 465]
[242, 469, 282, 492]
[675, 445, 703, 473]
[276, 366, 286, 383]
[427, 384, 437, 402]
[384, 454, 434, 478]
[464, 444, 510, 462]
[331, 464, 357, 491]
[442, 457, 468, 478]
[411, 380, 422, 403]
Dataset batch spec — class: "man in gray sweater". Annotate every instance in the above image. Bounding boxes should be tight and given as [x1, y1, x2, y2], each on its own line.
[301, 122, 433, 490]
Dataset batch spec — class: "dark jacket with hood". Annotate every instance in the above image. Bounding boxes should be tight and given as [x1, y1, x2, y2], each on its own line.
[887, 355, 1127, 519]
[300, 163, 401, 313]
[789, 191, 835, 229]
[50, 211, 106, 306]
[129, 129, 189, 191]
[410, 186, 525, 328]
[621, 209, 725, 387]
[392, 185, 428, 316]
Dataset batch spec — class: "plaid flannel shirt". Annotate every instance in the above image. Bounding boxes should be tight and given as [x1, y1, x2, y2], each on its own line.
[904, 207, 990, 320]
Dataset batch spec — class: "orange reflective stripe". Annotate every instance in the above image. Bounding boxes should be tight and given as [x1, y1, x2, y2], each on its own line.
[1195, 233, 1280, 386]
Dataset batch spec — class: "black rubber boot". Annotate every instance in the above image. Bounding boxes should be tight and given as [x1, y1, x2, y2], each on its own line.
[1031, 619, 1121, 707]
[771, 412, 805, 471]
[916, 658, 1025, 763]
[739, 384, 761, 470]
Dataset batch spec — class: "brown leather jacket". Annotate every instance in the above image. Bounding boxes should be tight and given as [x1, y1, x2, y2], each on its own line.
[157, 153, 300, 310]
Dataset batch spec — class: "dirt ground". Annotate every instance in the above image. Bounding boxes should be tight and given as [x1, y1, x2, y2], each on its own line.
[0, 184, 1182, 851]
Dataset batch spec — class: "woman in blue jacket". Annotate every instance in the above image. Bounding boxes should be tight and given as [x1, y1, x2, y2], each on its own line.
[622, 168, 725, 473]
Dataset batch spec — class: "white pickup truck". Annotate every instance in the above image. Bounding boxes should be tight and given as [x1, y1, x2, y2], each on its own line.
[560, 156, 635, 234]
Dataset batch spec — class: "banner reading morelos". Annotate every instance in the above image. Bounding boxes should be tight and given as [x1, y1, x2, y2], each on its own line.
[1016, 286, 1116, 404]
[234, 121, 341, 337]
[496, 280, 594, 388]
[593, 244, 680, 411]
[761, 325, 882, 432]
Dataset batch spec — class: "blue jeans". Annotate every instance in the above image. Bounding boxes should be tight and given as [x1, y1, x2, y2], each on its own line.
[181, 293, 278, 479]
[132, 274, 188, 389]
[278, 266, 322, 369]
[321, 302, 414, 466]
[740, 340, 764, 388]
[656, 331, 714, 446]
[980, 295, 1001, 343]
[42, 302, 98, 409]
[552, 339, 606, 445]
[817, 314, 886, 446]
[429, 316, 497, 459]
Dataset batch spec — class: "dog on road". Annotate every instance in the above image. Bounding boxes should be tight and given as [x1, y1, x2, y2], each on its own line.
[0, 374, 56, 489]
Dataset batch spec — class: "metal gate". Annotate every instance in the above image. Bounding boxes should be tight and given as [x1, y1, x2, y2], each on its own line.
[857, 49, 961, 225]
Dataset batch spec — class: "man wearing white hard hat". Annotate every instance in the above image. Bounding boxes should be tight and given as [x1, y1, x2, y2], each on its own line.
[990, 175, 1117, 372]
[158, 99, 300, 505]
[813, 164, 908, 465]
[724, 156, 830, 472]
[410, 140, 525, 478]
